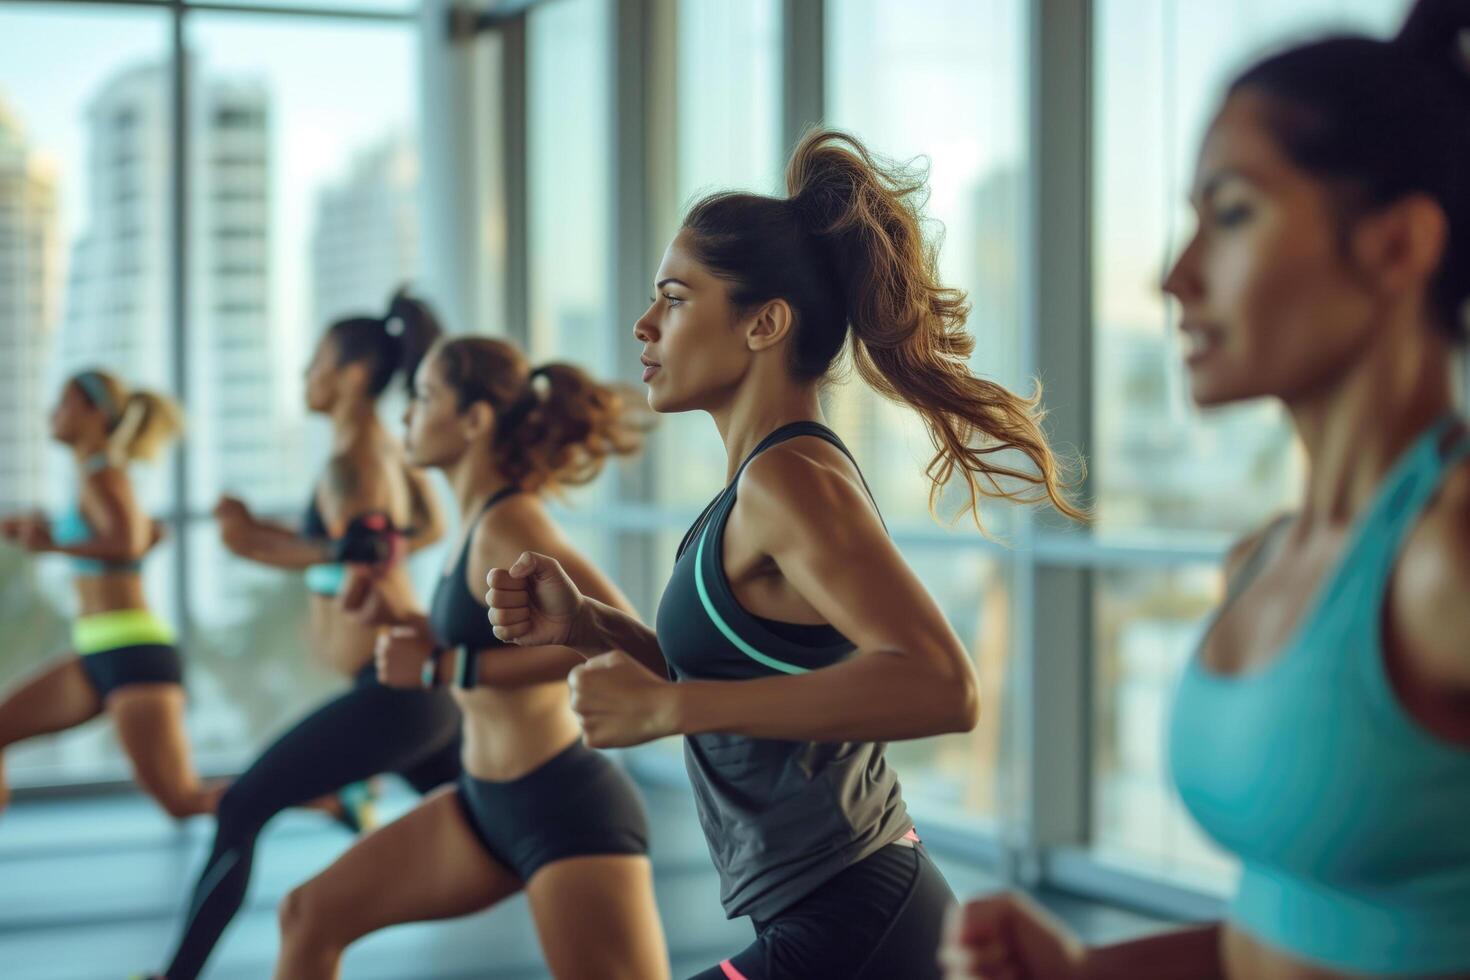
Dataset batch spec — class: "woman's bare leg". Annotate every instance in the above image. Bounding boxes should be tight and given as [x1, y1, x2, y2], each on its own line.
[274, 786, 521, 980]
[527, 854, 670, 980]
[108, 684, 219, 819]
[0, 655, 102, 816]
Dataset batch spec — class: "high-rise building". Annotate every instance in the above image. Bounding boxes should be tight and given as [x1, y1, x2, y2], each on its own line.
[0, 96, 60, 509]
[59, 61, 293, 509]
[310, 132, 419, 332]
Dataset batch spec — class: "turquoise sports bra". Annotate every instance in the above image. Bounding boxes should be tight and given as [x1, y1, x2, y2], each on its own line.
[1169, 416, 1470, 975]
[52, 454, 143, 577]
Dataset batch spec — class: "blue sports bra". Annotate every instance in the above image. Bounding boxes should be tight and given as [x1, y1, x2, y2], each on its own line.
[53, 454, 143, 577]
[1170, 416, 1470, 975]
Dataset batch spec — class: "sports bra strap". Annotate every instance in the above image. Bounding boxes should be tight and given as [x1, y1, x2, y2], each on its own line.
[478, 485, 521, 518]
[1222, 513, 1292, 607]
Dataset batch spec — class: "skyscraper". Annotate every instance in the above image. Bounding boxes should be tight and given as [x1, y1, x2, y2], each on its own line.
[0, 96, 60, 509]
[310, 132, 419, 332]
[59, 61, 293, 508]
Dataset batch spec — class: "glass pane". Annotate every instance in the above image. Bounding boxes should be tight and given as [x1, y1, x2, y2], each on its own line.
[657, 0, 784, 511]
[823, 0, 1028, 830]
[185, 15, 420, 516]
[885, 545, 1012, 825]
[1092, 0, 1410, 535]
[527, 0, 612, 375]
[187, 0, 416, 12]
[1092, 564, 1239, 887]
[676, 0, 783, 201]
[826, 0, 1029, 531]
[525, 0, 613, 518]
[176, 16, 419, 767]
[0, 6, 176, 786]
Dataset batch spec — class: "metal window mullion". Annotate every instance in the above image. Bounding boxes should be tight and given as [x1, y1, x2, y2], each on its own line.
[499, 13, 528, 345]
[609, 0, 662, 615]
[170, 1, 192, 646]
[781, 0, 824, 154]
[1010, 0, 1095, 886]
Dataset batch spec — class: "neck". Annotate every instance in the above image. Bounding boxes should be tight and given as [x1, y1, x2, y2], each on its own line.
[444, 448, 514, 519]
[1286, 323, 1455, 528]
[72, 439, 108, 464]
[330, 399, 379, 452]
[710, 373, 825, 482]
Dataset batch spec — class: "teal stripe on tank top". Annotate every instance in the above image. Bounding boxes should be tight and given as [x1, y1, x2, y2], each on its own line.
[694, 524, 809, 675]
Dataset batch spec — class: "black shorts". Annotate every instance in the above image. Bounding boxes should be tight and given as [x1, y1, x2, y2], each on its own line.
[455, 739, 650, 882]
[79, 644, 184, 698]
[690, 835, 956, 980]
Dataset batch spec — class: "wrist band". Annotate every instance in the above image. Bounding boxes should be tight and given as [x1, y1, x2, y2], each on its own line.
[456, 645, 479, 689]
[421, 645, 444, 689]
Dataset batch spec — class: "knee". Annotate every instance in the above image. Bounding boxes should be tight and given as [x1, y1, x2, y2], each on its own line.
[278, 882, 321, 941]
[278, 880, 340, 948]
[214, 783, 266, 836]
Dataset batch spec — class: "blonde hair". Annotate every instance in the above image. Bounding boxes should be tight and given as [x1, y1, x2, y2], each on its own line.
[73, 369, 184, 462]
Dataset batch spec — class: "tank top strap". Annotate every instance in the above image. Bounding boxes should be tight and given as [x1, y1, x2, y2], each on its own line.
[1334, 414, 1466, 596]
[728, 420, 885, 532]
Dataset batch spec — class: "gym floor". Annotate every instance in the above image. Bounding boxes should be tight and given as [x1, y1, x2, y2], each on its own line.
[0, 772, 1172, 979]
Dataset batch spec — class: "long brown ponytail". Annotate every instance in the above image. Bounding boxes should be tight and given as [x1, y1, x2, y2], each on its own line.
[430, 337, 647, 493]
[682, 128, 1084, 528]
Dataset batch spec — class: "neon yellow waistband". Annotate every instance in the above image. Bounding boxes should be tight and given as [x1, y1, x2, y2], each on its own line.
[73, 609, 176, 655]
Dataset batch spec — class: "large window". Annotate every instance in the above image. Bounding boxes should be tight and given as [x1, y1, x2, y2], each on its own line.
[826, 0, 1029, 825]
[656, 0, 784, 513]
[1090, 0, 1411, 883]
[0, 5, 176, 785]
[526, 0, 612, 376]
[0, 0, 421, 786]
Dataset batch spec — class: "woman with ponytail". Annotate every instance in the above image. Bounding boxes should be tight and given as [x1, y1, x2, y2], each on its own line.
[272, 336, 666, 980]
[0, 370, 211, 821]
[486, 129, 1078, 980]
[944, 2, 1470, 978]
[147, 288, 459, 980]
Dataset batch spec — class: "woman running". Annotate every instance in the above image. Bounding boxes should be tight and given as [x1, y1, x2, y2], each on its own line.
[272, 335, 667, 980]
[487, 129, 1082, 980]
[0, 371, 210, 821]
[941, 2, 1470, 978]
[149, 290, 460, 980]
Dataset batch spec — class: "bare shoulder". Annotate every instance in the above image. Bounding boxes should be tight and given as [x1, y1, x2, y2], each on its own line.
[1394, 457, 1470, 686]
[737, 437, 875, 546]
[473, 491, 557, 569]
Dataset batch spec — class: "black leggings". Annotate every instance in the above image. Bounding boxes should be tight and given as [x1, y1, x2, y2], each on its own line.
[161, 667, 462, 980]
[690, 840, 956, 980]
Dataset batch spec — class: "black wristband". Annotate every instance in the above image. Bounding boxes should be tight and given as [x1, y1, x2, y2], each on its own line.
[330, 512, 400, 564]
[456, 645, 480, 689]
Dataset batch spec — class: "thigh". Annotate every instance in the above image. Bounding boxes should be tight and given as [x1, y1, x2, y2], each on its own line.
[0, 654, 101, 746]
[107, 684, 199, 794]
[527, 855, 669, 980]
[297, 785, 521, 941]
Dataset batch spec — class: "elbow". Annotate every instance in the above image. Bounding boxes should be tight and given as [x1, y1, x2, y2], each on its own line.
[940, 663, 980, 734]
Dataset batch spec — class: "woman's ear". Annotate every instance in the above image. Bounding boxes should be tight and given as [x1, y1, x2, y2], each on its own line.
[746, 298, 795, 353]
[461, 400, 496, 441]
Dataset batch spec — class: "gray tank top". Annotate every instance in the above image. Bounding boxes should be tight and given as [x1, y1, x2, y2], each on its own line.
[654, 421, 911, 921]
